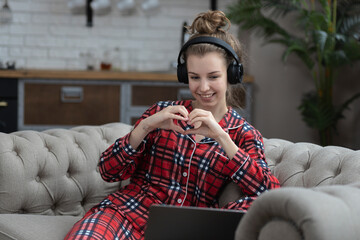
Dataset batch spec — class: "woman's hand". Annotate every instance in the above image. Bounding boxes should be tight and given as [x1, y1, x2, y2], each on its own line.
[185, 109, 239, 159]
[129, 105, 189, 150]
[141, 105, 189, 134]
[184, 109, 224, 140]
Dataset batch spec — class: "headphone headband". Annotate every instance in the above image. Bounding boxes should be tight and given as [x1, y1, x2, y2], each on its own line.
[177, 36, 243, 85]
[177, 36, 240, 65]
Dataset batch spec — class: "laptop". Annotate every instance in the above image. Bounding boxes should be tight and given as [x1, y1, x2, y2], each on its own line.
[145, 204, 245, 240]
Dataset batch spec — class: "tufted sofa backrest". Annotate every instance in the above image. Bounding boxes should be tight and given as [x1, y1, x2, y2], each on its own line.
[1, 123, 360, 217]
[264, 138, 360, 187]
[0, 123, 132, 217]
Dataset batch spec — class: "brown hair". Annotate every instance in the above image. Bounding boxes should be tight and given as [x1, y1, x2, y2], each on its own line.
[184, 10, 246, 109]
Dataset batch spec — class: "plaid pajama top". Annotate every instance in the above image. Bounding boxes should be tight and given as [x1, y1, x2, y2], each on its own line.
[97, 100, 280, 235]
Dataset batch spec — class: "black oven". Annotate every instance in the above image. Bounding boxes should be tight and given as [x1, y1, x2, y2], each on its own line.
[0, 78, 18, 133]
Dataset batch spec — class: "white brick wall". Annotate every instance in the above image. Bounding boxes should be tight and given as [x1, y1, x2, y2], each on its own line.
[0, 0, 236, 71]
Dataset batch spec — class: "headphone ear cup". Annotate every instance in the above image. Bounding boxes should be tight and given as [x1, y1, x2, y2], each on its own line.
[227, 62, 243, 84]
[177, 63, 189, 84]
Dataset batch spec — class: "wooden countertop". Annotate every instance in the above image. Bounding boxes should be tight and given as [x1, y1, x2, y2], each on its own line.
[0, 69, 254, 83]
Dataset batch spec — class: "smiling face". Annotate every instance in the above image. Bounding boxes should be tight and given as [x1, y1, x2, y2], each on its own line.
[187, 51, 228, 116]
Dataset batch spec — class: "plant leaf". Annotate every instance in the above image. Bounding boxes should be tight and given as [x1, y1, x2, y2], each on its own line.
[313, 30, 328, 52]
[262, 0, 301, 18]
[298, 91, 336, 130]
[227, 0, 291, 38]
[338, 15, 360, 37]
[342, 38, 360, 62]
[334, 92, 360, 121]
[324, 50, 349, 66]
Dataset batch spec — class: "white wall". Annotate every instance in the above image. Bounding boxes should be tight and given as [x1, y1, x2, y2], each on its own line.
[0, 0, 233, 71]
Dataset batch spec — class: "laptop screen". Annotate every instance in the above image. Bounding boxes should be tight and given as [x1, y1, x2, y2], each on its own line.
[145, 205, 245, 240]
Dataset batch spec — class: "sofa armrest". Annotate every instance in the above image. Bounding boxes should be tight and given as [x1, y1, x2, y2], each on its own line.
[235, 183, 360, 240]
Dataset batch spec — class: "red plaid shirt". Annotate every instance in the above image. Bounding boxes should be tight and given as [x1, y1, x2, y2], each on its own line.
[98, 100, 280, 235]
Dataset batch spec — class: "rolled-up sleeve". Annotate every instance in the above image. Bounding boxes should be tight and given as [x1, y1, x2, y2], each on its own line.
[98, 132, 148, 182]
[98, 102, 161, 182]
[221, 128, 280, 210]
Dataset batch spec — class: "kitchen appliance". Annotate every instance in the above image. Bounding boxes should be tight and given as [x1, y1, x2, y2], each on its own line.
[0, 78, 18, 133]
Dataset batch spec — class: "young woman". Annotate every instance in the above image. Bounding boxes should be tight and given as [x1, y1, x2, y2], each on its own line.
[65, 10, 280, 240]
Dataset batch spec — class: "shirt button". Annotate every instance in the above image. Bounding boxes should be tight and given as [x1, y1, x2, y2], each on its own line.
[182, 172, 187, 177]
[177, 198, 182, 204]
[190, 144, 194, 148]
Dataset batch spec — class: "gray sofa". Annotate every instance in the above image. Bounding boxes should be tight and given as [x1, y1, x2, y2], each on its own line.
[0, 123, 359, 240]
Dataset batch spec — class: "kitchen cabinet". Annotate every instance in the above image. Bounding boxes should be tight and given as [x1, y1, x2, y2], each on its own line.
[19, 79, 188, 129]
[0, 69, 253, 131]
[23, 82, 120, 126]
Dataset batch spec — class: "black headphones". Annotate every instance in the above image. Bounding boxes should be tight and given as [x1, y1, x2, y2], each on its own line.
[177, 36, 244, 85]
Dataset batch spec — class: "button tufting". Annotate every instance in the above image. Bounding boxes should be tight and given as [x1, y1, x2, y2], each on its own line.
[44, 146, 50, 152]
[304, 161, 311, 171]
[35, 176, 41, 182]
[66, 172, 71, 178]
[51, 205, 56, 210]
[335, 167, 341, 176]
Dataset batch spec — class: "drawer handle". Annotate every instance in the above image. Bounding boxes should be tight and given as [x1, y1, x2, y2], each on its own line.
[0, 101, 8, 107]
[61, 86, 83, 103]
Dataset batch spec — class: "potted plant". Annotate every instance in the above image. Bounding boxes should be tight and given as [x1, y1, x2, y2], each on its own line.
[227, 0, 360, 146]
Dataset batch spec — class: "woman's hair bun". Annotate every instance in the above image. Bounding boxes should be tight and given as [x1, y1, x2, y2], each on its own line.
[188, 10, 230, 35]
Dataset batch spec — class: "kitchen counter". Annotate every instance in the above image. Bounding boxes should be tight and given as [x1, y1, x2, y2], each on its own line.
[0, 69, 177, 81]
[0, 69, 254, 82]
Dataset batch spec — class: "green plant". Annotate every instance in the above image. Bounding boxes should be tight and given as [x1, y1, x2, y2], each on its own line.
[227, 0, 360, 146]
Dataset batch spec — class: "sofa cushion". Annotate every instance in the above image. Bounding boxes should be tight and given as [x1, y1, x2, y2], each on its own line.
[0, 123, 132, 216]
[263, 138, 360, 187]
[0, 214, 81, 240]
